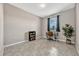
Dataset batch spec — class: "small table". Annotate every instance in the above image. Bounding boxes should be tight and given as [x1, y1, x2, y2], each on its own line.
[66, 39, 71, 44]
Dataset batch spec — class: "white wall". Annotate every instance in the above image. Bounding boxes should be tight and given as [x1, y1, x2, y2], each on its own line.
[76, 3, 79, 54]
[4, 4, 42, 46]
[42, 8, 76, 43]
[0, 4, 4, 55]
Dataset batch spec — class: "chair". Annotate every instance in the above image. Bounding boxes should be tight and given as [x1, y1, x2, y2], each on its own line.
[46, 31, 53, 40]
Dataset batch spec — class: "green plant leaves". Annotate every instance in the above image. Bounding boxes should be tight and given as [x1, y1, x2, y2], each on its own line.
[62, 24, 74, 38]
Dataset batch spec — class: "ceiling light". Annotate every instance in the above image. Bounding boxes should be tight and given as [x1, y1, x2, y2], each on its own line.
[39, 4, 46, 8]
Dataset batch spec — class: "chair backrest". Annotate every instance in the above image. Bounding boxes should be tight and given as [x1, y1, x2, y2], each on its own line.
[46, 31, 53, 36]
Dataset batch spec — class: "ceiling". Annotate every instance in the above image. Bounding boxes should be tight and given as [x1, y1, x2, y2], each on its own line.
[10, 3, 75, 17]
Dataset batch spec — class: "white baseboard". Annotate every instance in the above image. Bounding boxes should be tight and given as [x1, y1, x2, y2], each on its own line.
[59, 39, 75, 44]
[58, 39, 65, 42]
[42, 37, 75, 44]
[4, 36, 42, 48]
[4, 37, 75, 48]
[75, 44, 79, 55]
[4, 41, 25, 48]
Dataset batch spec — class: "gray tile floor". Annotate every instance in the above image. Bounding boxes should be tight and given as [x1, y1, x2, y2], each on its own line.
[4, 39, 78, 56]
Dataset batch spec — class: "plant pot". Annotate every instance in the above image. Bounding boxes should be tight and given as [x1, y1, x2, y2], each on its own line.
[66, 39, 71, 44]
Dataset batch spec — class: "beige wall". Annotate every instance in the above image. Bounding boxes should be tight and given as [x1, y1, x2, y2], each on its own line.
[42, 8, 76, 43]
[76, 3, 79, 54]
[4, 4, 42, 46]
[0, 4, 4, 55]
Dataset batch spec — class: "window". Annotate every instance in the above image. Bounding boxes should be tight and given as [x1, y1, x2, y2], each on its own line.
[49, 17, 57, 31]
[48, 15, 60, 32]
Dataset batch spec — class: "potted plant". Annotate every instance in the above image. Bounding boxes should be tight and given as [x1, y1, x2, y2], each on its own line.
[62, 24, 74, 44]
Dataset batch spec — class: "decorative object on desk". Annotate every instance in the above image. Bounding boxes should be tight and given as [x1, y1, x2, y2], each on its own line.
[62, 24, 74, 44]
[29, 31, 36, 41]
[46, 31, 53, 40]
